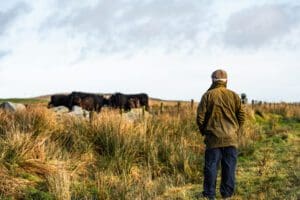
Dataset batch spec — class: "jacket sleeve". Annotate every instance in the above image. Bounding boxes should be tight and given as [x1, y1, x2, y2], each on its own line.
[236, 96, 246, 127]
[196, 95, 207, 135]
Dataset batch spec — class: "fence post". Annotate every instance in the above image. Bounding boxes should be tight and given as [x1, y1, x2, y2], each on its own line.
[160, 102, 164, 114]
[191, 99, 194, 110]
[142, 106, 145, 117]
[177, 102, 181, 115]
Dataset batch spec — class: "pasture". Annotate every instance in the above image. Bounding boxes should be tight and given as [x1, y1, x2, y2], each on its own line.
[0, 99, 299, 200]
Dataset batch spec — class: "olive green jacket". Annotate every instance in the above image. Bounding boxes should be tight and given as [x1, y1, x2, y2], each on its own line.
[196, 81, 245, 149]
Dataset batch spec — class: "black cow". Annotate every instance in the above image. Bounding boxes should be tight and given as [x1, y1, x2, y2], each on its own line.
[109, 93, 149, 111]
[127, 97, 140, 109]
[48, 94, 70, 108]
[69, 92, 107, 112]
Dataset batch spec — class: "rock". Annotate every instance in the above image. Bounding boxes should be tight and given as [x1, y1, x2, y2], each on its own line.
[122, 108, 151, 122]
[68, 106, 90, 118]
[50, 105, 90, 119]
[50, 106, 69, 114]
[15, 103, 26, 111]
[71, 106, 83, 112]
[0, 102, 26, 112]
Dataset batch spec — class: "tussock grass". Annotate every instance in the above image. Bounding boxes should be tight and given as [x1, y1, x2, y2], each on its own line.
[0, 103, 298, 199]
[0, 165, 33, 198]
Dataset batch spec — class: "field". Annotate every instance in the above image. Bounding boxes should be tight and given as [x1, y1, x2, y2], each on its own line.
[0, 99, 299, 200]
[0, 98, 47, 105]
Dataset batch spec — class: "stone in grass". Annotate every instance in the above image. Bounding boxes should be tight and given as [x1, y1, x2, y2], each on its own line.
[68, 106, 90, 118]
[50, 106, 69, 114]
[0, 102, 26, 112]
[122, 108, 151, 122]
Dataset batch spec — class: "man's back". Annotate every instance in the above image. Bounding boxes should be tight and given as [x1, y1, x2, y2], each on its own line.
[196, 81, 245, 149]
[196, 69, 246, 200]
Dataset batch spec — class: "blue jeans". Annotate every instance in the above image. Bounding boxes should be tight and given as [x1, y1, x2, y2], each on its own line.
[202, 146, 237, 198]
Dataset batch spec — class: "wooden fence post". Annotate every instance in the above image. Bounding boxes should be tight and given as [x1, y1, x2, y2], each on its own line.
[191, 99, 194, 110]
[177, 102, 181, 115]
[160, 102, 164, 114]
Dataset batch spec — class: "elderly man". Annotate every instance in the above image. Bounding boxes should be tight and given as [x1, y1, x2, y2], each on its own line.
[196, 69, 245, 200]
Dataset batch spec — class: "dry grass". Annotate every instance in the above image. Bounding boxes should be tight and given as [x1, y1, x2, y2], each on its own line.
[0, 103, 298, 199]
[0, 165, 33, 198]
[47, 166, 71, 200]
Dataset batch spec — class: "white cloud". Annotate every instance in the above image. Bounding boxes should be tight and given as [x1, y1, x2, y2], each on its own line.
[223, 4, 300, 49]
[41, 0, 214, 54]
[0, 0, 299, 102]
[0, 50, 10, 59]
[0, 1, 30, 34]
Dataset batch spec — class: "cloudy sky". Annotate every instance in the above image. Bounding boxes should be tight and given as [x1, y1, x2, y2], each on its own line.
[0, 0, 299, 101]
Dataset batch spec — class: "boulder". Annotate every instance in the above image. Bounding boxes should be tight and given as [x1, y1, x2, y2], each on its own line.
[68, 106, 90, 118]
[122, 108, 151, 122]
[50, 106, 69, 114]
[0, 102, 26, 112]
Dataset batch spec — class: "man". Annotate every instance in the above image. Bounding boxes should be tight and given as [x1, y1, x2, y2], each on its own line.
[196, 69, 245, 200]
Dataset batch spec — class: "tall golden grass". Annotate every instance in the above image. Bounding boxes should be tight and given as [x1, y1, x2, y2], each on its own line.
[0, 103, 298, 199]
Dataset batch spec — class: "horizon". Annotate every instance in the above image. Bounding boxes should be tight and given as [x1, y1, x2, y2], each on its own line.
[1, 92, 299, 104]
[0, 0, 299, 102]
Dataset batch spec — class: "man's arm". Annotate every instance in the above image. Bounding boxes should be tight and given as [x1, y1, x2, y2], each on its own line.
[236, 96, 246, 127]
[196, 94, 207, 135]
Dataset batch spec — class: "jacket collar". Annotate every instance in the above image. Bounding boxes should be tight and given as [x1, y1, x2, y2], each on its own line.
[207, 81, 227, 91]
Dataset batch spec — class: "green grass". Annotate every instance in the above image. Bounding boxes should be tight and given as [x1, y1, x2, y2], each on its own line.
[234, 130, 299, 199]
[23, 187, 54, 200]
[160, 113, 300, 200]
[0, 98, 47, 104]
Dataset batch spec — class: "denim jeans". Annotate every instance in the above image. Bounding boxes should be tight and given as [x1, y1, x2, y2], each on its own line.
[202, 146, 237, 198]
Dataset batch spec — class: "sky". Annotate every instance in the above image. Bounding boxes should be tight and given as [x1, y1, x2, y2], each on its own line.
[0, 0, 299, 102]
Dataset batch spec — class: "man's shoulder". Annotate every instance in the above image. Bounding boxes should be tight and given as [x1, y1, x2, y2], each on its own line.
[206, 87, 240, 98]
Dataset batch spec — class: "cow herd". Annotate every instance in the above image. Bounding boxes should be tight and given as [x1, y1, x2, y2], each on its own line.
[48, 92, 149, 112]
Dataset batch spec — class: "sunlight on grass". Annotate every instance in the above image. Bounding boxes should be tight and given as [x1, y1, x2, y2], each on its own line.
[0, 103, 299, 199]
